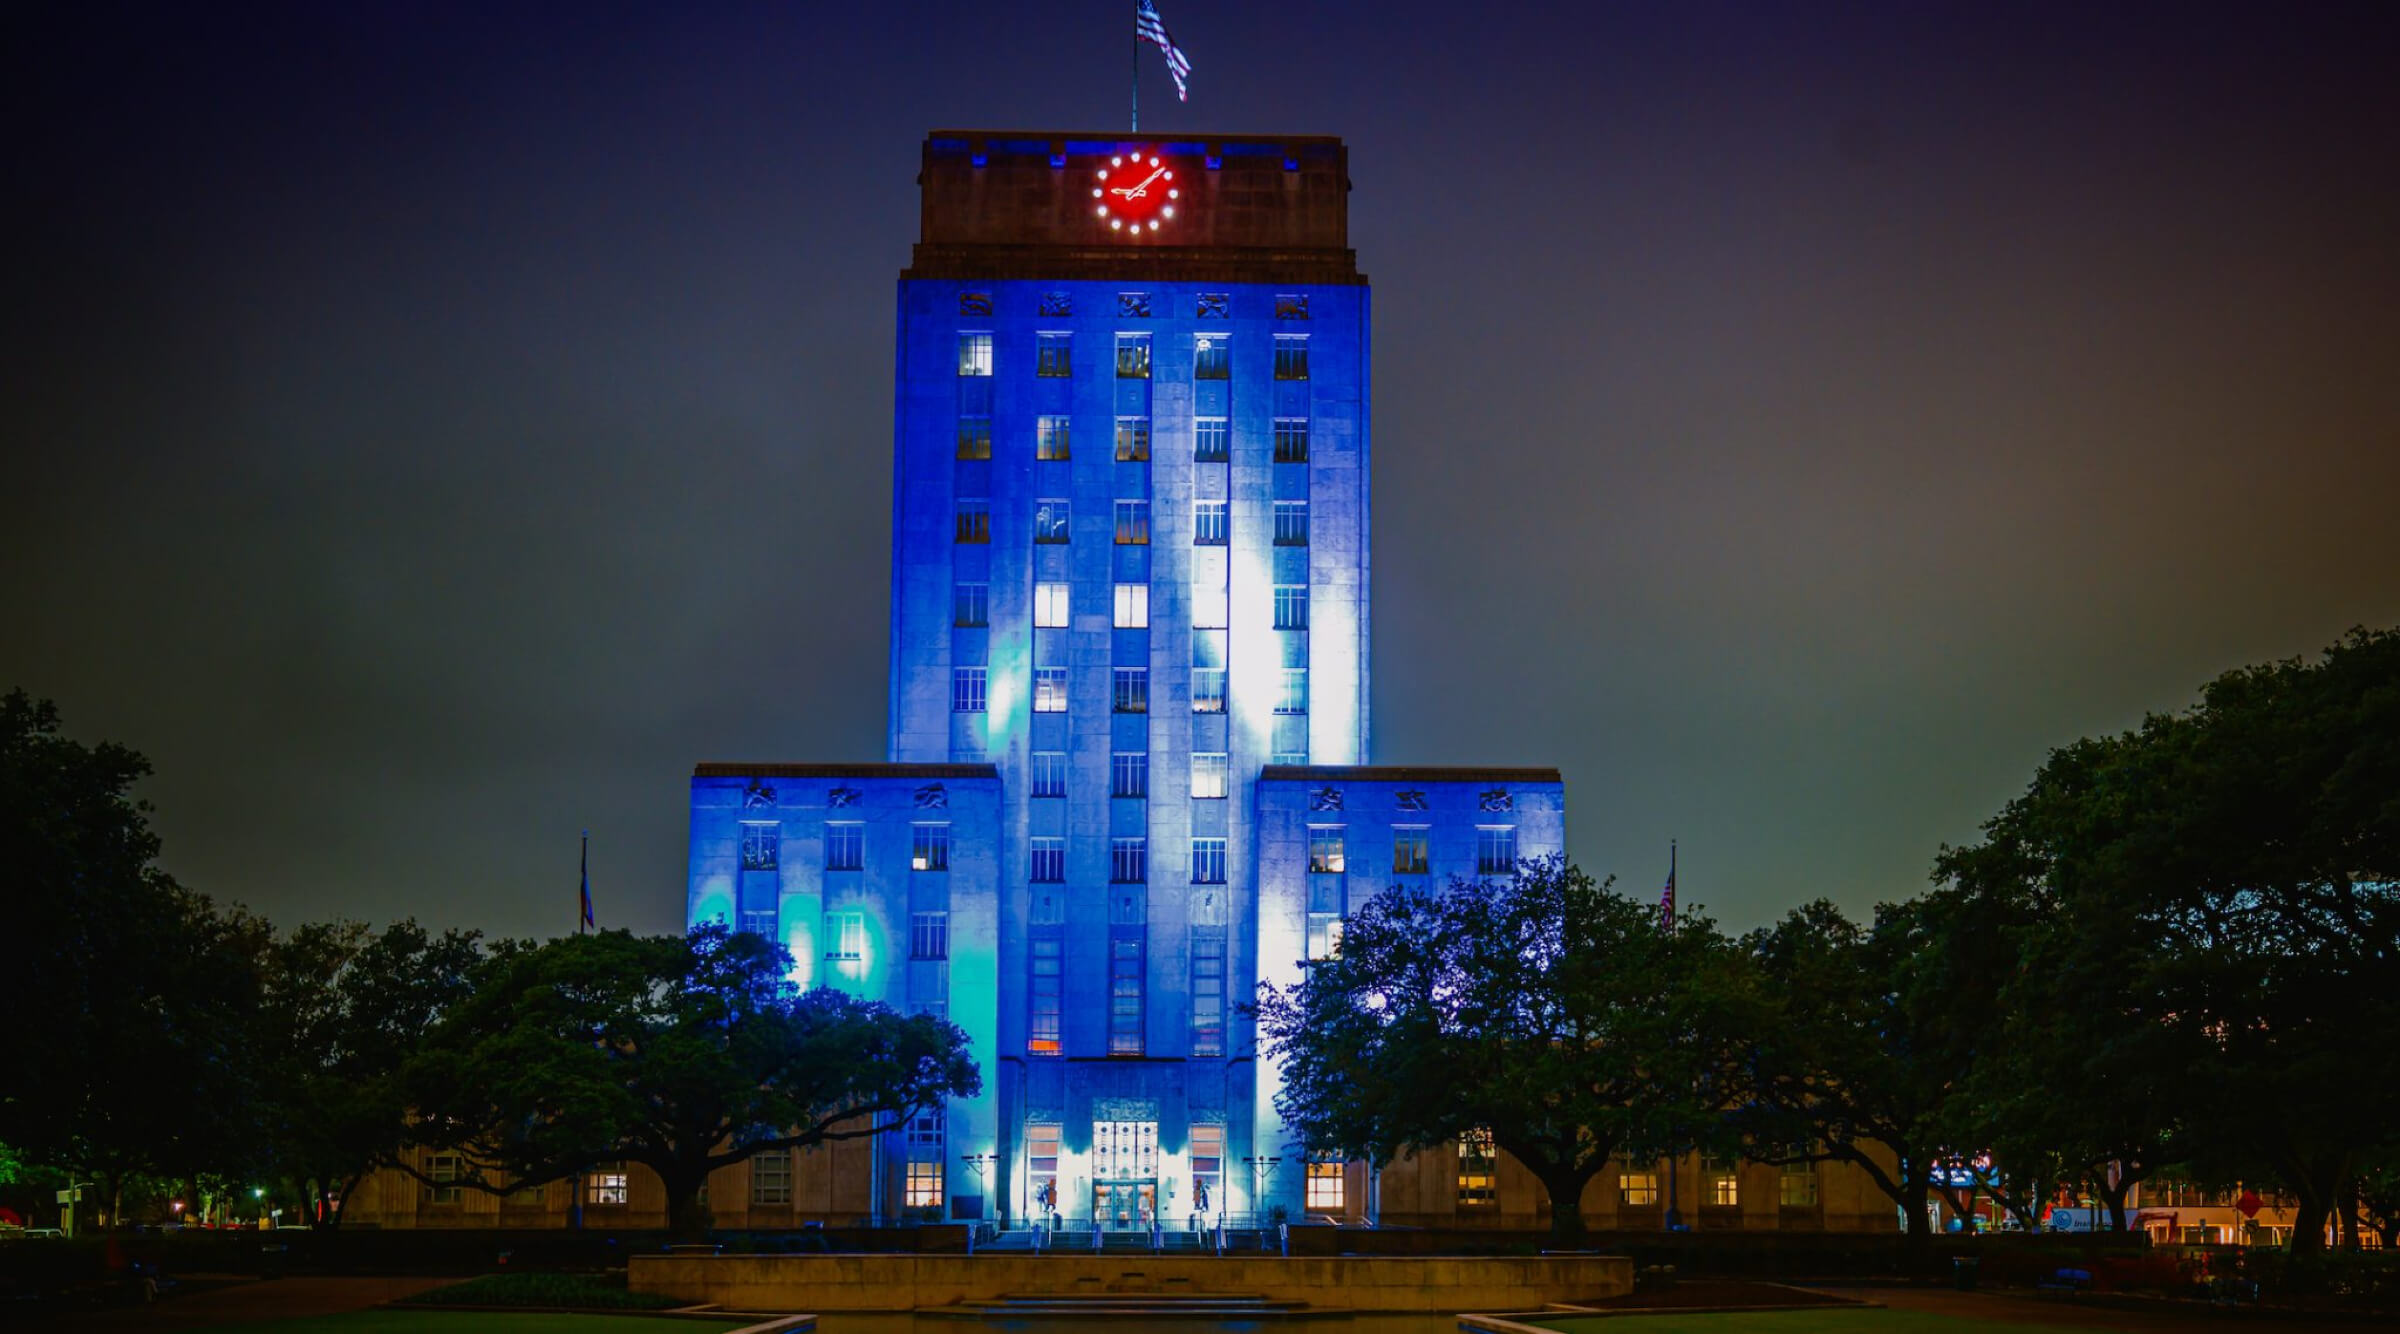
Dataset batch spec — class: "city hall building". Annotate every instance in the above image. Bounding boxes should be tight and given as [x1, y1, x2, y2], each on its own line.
[346, 130, 1892, 1235]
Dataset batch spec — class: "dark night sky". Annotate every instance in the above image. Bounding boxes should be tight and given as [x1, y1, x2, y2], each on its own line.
[8, 2, 2397, 941]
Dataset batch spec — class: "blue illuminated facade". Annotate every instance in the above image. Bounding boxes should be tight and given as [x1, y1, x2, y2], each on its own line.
[686, 132, 1569, 1228]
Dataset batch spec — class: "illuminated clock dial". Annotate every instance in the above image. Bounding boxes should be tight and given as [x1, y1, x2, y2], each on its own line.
[1092, 152, 1180, 239]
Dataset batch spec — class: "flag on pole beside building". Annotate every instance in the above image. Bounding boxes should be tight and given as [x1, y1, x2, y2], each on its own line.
[1136, 0, 1192, 101]
[580, 832, 595, 932]
[1660, 842, 1677, 932]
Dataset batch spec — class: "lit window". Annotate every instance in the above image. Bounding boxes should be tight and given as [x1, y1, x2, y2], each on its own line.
[1030, 838, 1065, 882]
[1192, 752, 1227, 799]
[824, 823, 863, 871]
[1458, 1129, 1497, 1206]
[957, 332, 993, 377]
[1476, 827, 1517, 877]
[1194, 501, 1228, 545]
[1113, 667, 1149, 714]
[1036, 332, 1071, 378]
[1109, 934, 1144, 1054]
[1114, 582, 1149, 627]
[1309, 829, 1346, 874]
[1190, 836, 1226, 884]
[1274, 584, 1309, 630]
[954, 583, 988, 627]
[1393, 828, 1429, 875]
[1307, 873, 1342, 959]
[824, 912, 865, 961]
[1620, 1170, 1660, 1206]
[1306, 1156, 1344, 1211]
[1112, 751, 1149, 799]
[905, 1111, 944, 1209]
[1029, 936, 1063, 1054]
[952, 667, 986, 713]
[1033, 667, 1068, 712]
[1194, 417, 1229, 463]
[1190, 1123, 1226, 1201]
[740, 822, 779, 871]
[1191, 929, 1226, 1056]
[1274, 334, 1309, 380]
[1034, 499, 1070, 544]
[1703, 1154, 1740, 1207]
[912, 825, 951, 872]
[1276, 668, 1309, 715]
[1194, 334, 1229, 380]
[1192, 669, 1226, 713]
[586, 1162, 629, 1206]
[750, 1151, 793, 1206]
[425, 1153, 464, 1205]
[1031, 751, 1066, 798]
[1037, 414, 1071, 460]
[956, 416, 991, 460]
[1779, 1162, 1818, 1207]
[1115, 417, 1151, 462]
[910, 911, 949, 960]
[1034, 582, 1070, 628]
[1273, 417, 1309, 463]
[1116, 333, 1151, 378]
[1273, 501, 1309, 546]
[956, 500, 990, 544]
[1114, 501, 1151, 546]
[1110, 837, 1147, 883]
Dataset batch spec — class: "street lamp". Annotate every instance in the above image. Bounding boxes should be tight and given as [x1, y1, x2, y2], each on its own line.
[960, 1152, 996, 1223]
[1243, 1155, 1281, 1226]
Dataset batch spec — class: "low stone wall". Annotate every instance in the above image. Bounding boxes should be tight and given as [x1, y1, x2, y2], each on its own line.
[629, 1252, 1633, 1313]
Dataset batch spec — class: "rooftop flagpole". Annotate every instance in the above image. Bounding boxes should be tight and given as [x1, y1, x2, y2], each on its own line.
[1131, 0, 1139, 132]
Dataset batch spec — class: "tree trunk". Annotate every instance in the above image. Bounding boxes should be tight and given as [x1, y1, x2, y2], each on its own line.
[2290, 1188, 2330, 1258]
[2099, 1175, 2133, 1233]
[1899, 1161, 1937, 1273]
[2337, 1192, 2361, 1252]
[662, 1165, 714, 1242]
[1533, 1164, 1599, 1245]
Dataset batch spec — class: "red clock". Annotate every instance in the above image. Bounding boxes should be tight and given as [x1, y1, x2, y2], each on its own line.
[1092, 152, 1180, 239]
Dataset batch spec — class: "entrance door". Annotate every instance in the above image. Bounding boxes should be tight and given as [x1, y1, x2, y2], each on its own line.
[1091, 1120, 1159, 1228]
[1091, 1180, 1157, 1228]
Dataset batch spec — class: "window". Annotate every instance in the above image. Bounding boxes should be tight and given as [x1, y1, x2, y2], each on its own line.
[750, 1150, 793, 1206]
[1034, 499, 1070, 543]
[1190, 836, 1227, 885]
[1190, 1124, 1225, 1203]
[1191, 584, 1228, 629]
[1030, 837, 1065, 883]
[956, 500, 990, 544]
[1702, 1154, 1740, 1207]
[1620, 1170, 1660, 1207]
[1307, 873, 1343, 960]
[952, 666, 986, 712]
[1779, 1162, 1819, 1207]
[587, 1161, 629, 1206]
[1033, 667, 1068, 712]
[825, 823, 863, 871]
[825, 912, 866, 961]
[1037, 414, 1071, 460]
[1113, 581, 1149, 627]
[913, 824, 951, 872]
[910, 911, 949, 960]
[1191, 928, 1226, 1056]
[1114, 501, 1150, 546]
[957, 332, 993, 377]
[1458, 1129, 1498, 1205]
[1309, 829, 1347, 874]
[1273, 501, 1309, 546]
[1306, 1156, 1344, 1212]
[1194, 416, 1229, 462]
[1273, 417, 1309, 463]
[740, 908, 777, 941]
[1036, 332, 1071, 378]
[1115, 417, 1151, 462]
[1194, 500, 1228, 545]
[1194, 334, 1229, 380]
[1191, 752, 1227, 799]
[1110, 837, 1147, 883]
[1111, 751, 1149, 799]
[741, 822, 779, 870]
[1393, 828, 1429, 875]
[1109, 935, 1144, 1054]
[1193, 669, 1226, 713]
[1112, 667, 1148, 713]
[425, 1152, 464, 1205]
[956, 416, 991, 460]
[1034, 582, 1070, 627]
[1274, 334, 1310, 380]
[1031, 751, 1066, 798]
[1477, 827, 1517, 876]
[953, 583, 988, 627]
[1116, 333, 1151, 378]
[905, 1111, 944, 1209]
[1029, 937, 1062, 1054]
[1274, 584, 1309, 630]
[1277, 668, 1309, 715]
[1028, 1123, 1061, 1203]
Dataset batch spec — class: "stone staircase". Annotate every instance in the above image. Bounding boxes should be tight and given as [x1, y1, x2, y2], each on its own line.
[932, 1291, 1324, 1320]
[980, 1226, 1219, 1254]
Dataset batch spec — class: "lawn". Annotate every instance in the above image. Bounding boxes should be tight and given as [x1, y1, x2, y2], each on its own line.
[204, 1313, 752, 1334]
[1521, 1313, 2081, 1334]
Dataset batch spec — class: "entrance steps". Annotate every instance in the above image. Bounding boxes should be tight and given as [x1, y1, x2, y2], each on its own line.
[932, 1292, 1329, 1320]
[981, 1227, 1218, 1254]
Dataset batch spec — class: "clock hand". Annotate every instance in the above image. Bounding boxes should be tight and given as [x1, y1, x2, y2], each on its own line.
[1109, 165, 1171, 199]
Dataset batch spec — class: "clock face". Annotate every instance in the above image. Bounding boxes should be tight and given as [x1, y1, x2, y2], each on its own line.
[1092, 153, 1180, 239]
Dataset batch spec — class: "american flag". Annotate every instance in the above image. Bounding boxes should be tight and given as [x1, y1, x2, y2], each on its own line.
[1137, 0, 1192, 102]
[1659, 843, 1677, 931]
[580, 832, 595, 931]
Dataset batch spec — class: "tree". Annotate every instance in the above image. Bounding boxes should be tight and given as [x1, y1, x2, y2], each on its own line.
[404, 924, 980, 1238]
[1255, 857, 1753, 1242]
